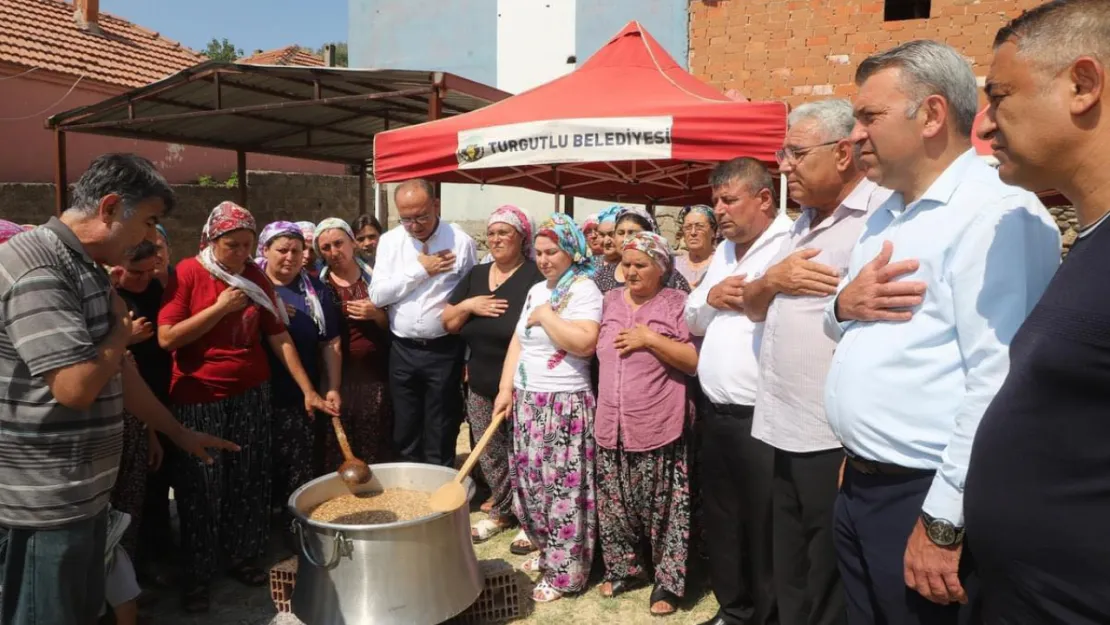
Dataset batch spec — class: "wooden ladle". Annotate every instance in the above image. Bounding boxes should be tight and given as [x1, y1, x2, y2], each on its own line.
[429, 406, 508, 512]
[331, 416, 371, 487]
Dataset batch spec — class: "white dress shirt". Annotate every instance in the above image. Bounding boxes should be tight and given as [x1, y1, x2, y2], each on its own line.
[753, 179, 891, 453]
[823, 149, 1061, 525]
[686, 214, 793, 406]
[369, 220, 477, 339]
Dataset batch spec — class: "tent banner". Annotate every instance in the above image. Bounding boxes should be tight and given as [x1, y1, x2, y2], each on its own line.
[456, 116, 674, 169]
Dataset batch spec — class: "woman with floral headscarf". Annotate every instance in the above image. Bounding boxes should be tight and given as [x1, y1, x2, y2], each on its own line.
[581, 213, 604, 257]
[492, 212, 602, 603]
[674, 204, 718, 289]
[594, 205, 624, 269]
[443, 205, 543, 543]
[593, 207, 691, 294]
[158, 202, 337, 613]
[256, 221, 343, 533]
[595, 232, 697, 616]
[314, 217, 395, 468]
[297, 220, 321, 278]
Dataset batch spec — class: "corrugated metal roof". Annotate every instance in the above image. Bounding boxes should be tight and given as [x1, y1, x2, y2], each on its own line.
[47, 61, 509, 165]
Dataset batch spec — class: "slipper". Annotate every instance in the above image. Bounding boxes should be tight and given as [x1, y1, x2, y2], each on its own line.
[520, 555, 542, 575]
[600, 577, 649, 598]
[532, 578, 563, 603]
[649, 584, 680, 616]
[509, 529, 537, 555]
[471, 518, 510, 543]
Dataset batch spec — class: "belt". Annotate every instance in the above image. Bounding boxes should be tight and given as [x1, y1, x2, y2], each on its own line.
[392, 334, 458, 349]
[708, 402, 753, 417]
[845, 452, 932, 477]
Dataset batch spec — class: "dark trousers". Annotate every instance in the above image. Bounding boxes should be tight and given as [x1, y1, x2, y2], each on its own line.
[389, 335, 465, 467]
[698, 399, 778, 625]
[834, 463, 979, 625]
[774, 447, 847, 625]
[0, 508, 108, 625]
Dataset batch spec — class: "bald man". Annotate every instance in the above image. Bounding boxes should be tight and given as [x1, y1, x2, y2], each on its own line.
[369, 179, 476, 466]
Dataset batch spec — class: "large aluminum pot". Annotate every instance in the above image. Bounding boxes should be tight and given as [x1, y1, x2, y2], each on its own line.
[289, 463, 482, 625]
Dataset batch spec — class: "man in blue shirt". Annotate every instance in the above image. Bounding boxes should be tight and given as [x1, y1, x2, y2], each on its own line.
[824, 40, 1061, 624]
[966, 2, 1110, 623]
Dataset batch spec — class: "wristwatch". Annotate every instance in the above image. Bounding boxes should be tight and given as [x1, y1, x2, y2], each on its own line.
[920, 512, 965, 547]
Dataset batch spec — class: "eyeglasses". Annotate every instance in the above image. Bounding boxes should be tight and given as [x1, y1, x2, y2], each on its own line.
[775, 140, 840, 165]
[682, 224, 711, 234]
[399, 214, 434, 227]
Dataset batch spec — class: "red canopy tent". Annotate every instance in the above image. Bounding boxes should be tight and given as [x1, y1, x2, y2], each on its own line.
[373, 22, 787, 206]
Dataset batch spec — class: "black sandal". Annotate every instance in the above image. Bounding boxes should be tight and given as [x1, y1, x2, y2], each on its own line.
[601, 577, 649, 598]
[228, 562, 269, 587]
[181, 584, 210, 613]
[509, 534, 537, 555]
[649, 584, 679, 616]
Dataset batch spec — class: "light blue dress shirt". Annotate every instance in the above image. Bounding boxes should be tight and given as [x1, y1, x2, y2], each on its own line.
[823, 149, 1061, 525]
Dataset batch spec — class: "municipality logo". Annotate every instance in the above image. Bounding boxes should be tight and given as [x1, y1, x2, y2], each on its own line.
[457, 143, 485, 164]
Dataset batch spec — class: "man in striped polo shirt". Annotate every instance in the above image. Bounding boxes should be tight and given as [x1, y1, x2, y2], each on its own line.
[0, 154, 238, 625]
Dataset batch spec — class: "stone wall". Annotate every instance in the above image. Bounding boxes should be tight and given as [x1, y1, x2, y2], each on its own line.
[0, 172, 369, 263]
[1, 175, 1078, 260]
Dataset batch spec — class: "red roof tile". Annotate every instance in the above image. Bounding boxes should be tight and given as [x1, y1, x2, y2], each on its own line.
[239, 45, 325, 67]
[0, 0, 204, 89]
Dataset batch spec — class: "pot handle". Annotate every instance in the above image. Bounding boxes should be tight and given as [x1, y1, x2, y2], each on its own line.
[292, 519, 352, 569]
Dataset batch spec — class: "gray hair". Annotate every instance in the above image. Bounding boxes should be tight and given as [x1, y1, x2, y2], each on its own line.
[855, 40, 979, 137]
[68, 153, 174, 218]
[787, 99, 856, 142]
[709, 157, 775, 202]
[995, 0, 1110, 73]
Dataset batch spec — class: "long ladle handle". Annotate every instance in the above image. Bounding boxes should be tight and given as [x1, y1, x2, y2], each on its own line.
[454, 408, 508, 485]
[331, 416, 355, 462]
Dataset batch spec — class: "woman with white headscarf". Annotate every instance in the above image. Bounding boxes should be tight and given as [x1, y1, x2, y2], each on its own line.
[158, 202, 337, 613]
[256, 221, 343, 532]
[314, 218, 395, 467]
[443, 205, 543, 543]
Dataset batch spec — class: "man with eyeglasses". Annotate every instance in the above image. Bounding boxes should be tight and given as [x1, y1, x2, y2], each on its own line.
[742, 99, 890, 625]
[369, 178, 477, 466]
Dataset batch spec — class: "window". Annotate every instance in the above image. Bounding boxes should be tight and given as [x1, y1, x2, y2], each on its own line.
[884, 0, 931, 21]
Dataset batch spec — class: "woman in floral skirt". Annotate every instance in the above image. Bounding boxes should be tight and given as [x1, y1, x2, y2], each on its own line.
[595, 232, 697, 616]
[493, 213, 602, 603]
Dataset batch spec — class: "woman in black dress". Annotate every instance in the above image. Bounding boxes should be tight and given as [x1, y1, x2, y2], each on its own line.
[443, 205, 543, 543]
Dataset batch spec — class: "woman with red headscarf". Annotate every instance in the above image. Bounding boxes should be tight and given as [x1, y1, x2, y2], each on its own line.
[158, 202, 337, 613]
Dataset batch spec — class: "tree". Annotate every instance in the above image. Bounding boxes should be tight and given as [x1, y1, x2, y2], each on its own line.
[316, 42, 349, 67]
[203, 38, 242, 62]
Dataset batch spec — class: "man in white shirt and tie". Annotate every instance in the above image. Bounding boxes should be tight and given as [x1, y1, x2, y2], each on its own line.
[370, 179, 477, 466]
[743, 99, 891, 625]
[685, 158, 792, 625]
[824, 40, 1060, 624]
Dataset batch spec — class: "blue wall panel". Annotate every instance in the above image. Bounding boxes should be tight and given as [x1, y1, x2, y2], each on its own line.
[349, 0, 498, 85]
[574, 0, 688, 69]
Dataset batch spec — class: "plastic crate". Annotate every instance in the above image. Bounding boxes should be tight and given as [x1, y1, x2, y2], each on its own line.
[453, 559, 522, 624]
[269, 557, 299, 613]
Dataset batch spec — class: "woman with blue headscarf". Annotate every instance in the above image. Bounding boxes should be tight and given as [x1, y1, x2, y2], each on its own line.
[256, 221, 342, 530]
[492, 213, 602, 603]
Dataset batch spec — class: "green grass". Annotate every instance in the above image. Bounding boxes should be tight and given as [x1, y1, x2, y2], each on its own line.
[459, 423, 719, 625]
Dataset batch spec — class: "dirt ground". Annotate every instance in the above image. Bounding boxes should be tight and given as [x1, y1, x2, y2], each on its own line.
[139, 424, 720, 624]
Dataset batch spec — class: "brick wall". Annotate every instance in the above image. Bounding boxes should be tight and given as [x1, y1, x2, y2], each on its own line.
[0, 172, 369, 264]
[689, 0, 1045, 107]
